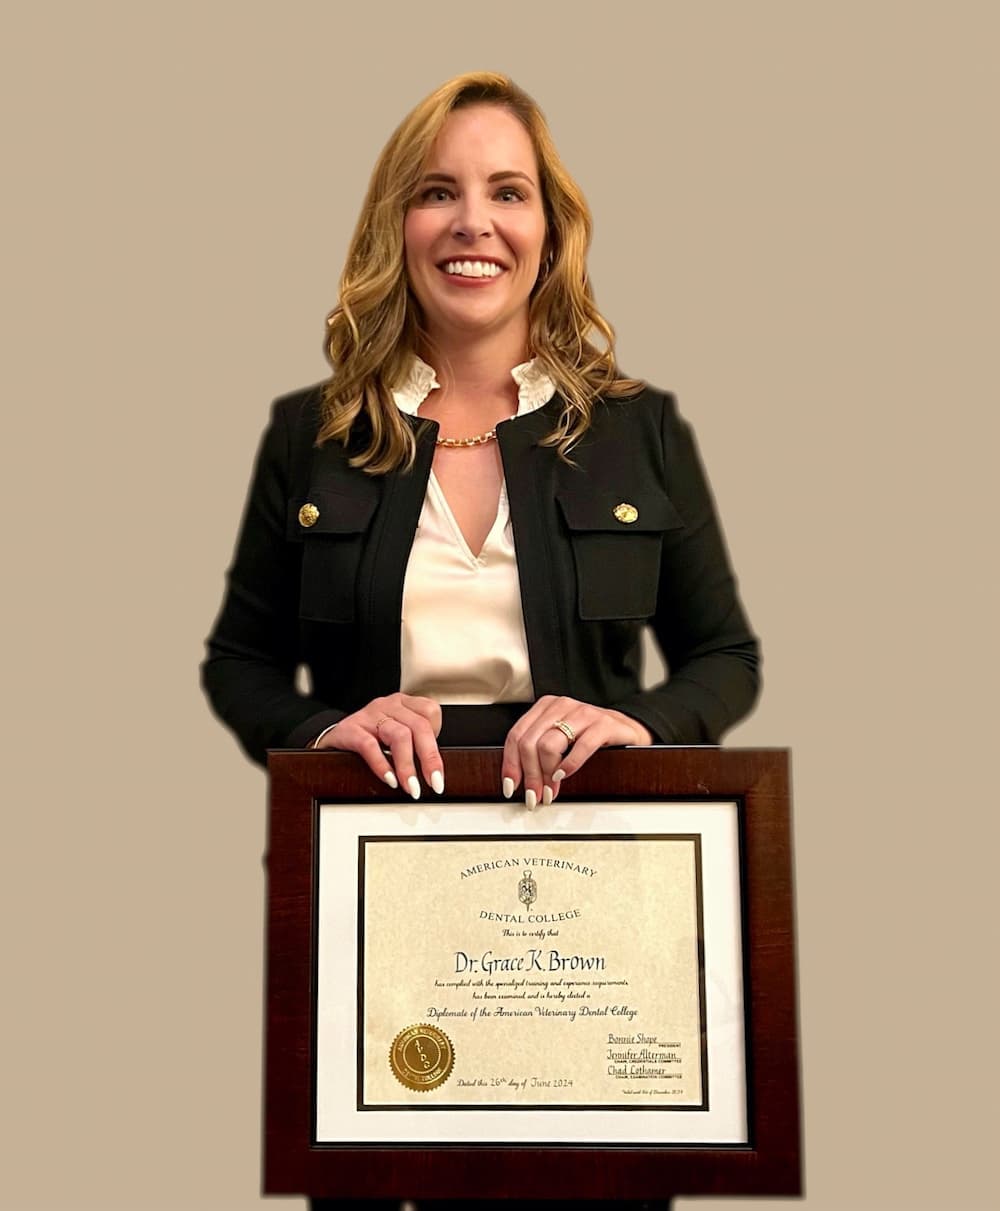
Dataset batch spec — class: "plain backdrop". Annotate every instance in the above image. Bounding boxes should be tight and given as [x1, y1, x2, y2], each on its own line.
[2, 2, 996, 1209]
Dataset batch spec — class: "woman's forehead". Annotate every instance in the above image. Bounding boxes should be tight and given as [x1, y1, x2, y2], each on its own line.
[424, 104, 539, 177]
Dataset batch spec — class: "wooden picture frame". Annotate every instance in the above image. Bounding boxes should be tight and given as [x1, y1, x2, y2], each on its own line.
[264, 746, 800, 1200]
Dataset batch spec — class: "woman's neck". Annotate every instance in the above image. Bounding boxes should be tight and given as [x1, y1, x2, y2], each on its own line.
[420, 326, 530, 401]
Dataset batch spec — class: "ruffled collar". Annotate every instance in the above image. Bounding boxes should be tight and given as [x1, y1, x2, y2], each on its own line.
[391, 355, 556, 417]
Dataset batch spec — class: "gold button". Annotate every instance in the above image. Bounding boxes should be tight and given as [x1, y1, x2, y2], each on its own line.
[298, 503, 319, 528]
[613, 502, 639, 524]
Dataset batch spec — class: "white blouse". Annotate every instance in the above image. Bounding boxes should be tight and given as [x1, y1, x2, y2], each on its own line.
[392, 357, 556, 704]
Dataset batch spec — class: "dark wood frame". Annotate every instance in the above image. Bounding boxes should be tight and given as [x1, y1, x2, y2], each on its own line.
[265, 746, 800, 1200]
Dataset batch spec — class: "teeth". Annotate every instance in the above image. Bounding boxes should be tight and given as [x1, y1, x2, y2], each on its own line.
[443, 261, 502, 277]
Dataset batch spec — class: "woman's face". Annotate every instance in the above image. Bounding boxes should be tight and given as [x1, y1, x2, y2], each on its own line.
[404, 104, 548, 350]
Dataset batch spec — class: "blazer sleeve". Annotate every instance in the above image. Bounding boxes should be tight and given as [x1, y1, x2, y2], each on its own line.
[200, 397, 345, 766]
[609, 393, 761, 743]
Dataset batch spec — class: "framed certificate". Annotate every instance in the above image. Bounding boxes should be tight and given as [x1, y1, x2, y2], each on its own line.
[264, 747, 800, 1200]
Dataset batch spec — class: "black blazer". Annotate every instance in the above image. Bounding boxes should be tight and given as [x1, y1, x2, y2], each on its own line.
[202, 383, 760, 767]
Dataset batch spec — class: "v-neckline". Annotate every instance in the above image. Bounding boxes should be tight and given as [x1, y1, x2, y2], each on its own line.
[427, 471, 508, 566]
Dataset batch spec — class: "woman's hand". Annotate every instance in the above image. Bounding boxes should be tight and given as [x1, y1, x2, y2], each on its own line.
[312, 693, 444, 799]
[501, 696, 653, 809]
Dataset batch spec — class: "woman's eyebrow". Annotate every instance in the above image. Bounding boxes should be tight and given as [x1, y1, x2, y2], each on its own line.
[419, 170, 537, 186]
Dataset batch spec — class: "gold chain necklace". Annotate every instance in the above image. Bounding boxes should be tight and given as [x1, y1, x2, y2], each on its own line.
[435, 429, 497, 448]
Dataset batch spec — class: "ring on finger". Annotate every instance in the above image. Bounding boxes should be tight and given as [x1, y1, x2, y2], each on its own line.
[374, 715, 390, 736]
[550, 719, 576, 743]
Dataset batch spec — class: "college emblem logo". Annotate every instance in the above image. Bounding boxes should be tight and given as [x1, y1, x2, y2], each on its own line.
[518, 870, 537, 910]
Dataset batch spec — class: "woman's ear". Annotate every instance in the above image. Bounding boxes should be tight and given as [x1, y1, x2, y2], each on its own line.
[537, 243, 554, 284]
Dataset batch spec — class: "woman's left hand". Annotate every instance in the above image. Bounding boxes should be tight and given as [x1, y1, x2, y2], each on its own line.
[501, 696, 653, 809]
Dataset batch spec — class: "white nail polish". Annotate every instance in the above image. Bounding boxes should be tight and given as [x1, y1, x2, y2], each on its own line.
[542, 786, 553, 806]
[407, 776, 421, 801]
[430, 769, 445, 795]
[383, 770, 398, 790]
[525, 788, 537, 811]
[502, 777, 515, 800]
[552, 768, 566, 783]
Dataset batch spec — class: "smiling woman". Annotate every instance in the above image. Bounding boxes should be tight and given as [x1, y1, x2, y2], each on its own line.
[203, 79, 759, 1201]
[203, 66, 758, 809]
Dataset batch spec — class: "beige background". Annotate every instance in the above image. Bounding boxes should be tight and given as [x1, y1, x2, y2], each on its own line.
[2, 2, 995, 1209]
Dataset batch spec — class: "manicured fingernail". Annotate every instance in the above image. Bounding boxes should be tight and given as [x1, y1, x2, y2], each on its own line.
[542, 785, 554, 806]
[525, 788, 537, 811]
[430, 769, 445, 795]
[383, 770, 398, 790]
[502, 777, 514, 800]
[407, 776, 421, 801]
[552, 768, 566, 783]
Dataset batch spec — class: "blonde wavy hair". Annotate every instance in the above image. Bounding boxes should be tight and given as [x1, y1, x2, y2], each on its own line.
[320, 71, 643, 472]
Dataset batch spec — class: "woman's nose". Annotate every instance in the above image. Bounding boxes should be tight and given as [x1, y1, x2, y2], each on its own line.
[450, 195, 492, 240]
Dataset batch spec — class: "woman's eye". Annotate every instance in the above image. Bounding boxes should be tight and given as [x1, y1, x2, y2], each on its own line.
[415, 185, 524, 204]
[419, 187, 453, 203]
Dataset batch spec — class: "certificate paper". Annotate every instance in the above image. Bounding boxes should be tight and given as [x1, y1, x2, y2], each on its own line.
[316, 801, 747, 1145]
[362, 836, 705, 1109]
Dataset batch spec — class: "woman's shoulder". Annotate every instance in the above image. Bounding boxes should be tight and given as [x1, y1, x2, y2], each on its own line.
[577, 381, 707, 486]
[270, 381, 326, 430]
[261, 380, 386, 495]
[592, 379, 682, 431]
[247, 383, 332, 495]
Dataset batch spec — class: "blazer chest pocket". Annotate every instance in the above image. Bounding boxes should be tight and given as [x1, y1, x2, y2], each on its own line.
[556, 490, 685, 621]
[287, 488, 378, 623]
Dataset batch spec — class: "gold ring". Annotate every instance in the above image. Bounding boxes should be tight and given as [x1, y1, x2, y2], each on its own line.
[551, 719, 575, 743]
[374, 715, 390, 735]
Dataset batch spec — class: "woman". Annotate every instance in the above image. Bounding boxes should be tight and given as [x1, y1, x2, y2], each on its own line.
[204, 74, 757, 1209]
[202, 72, 760, 816]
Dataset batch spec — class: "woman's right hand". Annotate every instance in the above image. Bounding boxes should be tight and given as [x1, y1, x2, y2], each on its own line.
[312, 693, 444, 800]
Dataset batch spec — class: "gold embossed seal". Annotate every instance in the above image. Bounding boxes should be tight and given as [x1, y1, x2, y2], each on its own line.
[389, 1023, 454, 1092]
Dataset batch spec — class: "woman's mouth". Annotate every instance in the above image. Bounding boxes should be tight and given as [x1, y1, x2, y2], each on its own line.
[439, 259, 506, 279]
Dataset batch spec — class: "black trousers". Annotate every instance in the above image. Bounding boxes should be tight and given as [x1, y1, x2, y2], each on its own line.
[309, 1202, 673, 1210]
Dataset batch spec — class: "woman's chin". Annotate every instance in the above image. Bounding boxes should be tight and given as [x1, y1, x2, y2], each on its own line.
[424, 299, 528, 343]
